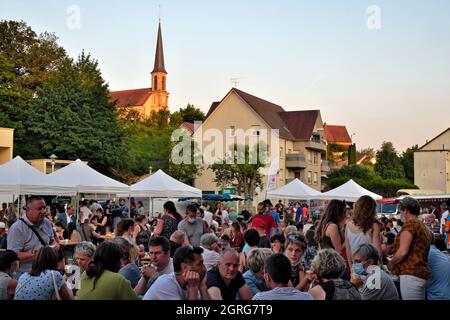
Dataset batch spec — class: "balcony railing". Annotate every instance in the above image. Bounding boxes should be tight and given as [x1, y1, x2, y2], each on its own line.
[285, 153, 307, 168]
[305, 140, 327, 153]
[321, 160, 331, 172]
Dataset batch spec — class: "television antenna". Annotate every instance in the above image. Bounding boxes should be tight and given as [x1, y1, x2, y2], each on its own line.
[230, 77, 244, 88]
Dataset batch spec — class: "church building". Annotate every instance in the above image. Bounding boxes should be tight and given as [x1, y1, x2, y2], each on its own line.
[110, 22, 169, 118]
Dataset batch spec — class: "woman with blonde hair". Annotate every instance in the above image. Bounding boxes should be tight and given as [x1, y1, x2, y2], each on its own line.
[307, 248, 361, 300]
[344, 195, 382, 263]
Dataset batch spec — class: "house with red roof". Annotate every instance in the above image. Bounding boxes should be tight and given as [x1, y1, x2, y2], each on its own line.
[193, 88, 330, 197]
[109, 22, 169, 119]
[323, 123, 353, 169]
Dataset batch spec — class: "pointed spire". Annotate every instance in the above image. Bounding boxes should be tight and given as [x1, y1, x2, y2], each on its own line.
[152, 22, 166, 74]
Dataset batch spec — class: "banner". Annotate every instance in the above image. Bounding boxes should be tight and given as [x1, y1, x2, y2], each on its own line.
[266, 157, 279, 190]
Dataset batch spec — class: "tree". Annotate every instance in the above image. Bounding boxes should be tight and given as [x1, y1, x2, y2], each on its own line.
[375, 142, 405, 180]
[209, 144, 267, 197]
[170, 103, 205, 126]
[147, 109, 170, 128]
[400, 145, 419, 183]
[348, 144, 357, 165]
[328, 164, 376, 181]
[168, 139, 201, 185]
[0, 20, 68, 156]
[26, 52, 124, 173]
[119, 117, 201, 184]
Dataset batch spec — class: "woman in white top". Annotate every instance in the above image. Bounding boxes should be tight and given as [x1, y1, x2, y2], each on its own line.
[345, 196, 382, 265]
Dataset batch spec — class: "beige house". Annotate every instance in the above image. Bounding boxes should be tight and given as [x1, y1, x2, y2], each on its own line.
[27, 159, 86, 174]
[414, 128, 450, 194]
[193, 88, 329, 201]
[0, 127, 14, 165]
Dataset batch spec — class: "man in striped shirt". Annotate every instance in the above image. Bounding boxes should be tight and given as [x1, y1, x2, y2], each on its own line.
[252, 253, 313, 300]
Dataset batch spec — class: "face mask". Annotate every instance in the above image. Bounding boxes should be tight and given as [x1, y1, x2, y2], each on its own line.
[188, 217, 197, 224]
[353, 262, 365, 275]
[265, 208, 270, 213]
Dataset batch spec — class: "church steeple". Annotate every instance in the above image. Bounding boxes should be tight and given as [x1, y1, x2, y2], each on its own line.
[150, 21, 169, 113]
[152, 22, 166, 74]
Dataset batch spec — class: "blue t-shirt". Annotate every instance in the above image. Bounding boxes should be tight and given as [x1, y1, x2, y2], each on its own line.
[295, 208, 303, 224]
[426, 245, 450, 300]
[14, 270, 64, 300]
[271, 211, 281, 236]
[119, 263, 141, 289]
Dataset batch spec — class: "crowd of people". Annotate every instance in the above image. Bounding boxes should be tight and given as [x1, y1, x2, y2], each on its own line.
[0, 195, 449, 301]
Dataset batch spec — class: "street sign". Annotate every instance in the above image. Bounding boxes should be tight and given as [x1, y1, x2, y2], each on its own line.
[221, 188, 236, 195]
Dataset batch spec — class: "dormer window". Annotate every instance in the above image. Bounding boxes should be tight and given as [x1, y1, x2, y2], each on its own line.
[312, 133, 321, 143]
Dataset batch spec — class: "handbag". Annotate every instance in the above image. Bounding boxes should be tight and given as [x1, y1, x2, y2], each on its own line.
[51, 271, 62, 300]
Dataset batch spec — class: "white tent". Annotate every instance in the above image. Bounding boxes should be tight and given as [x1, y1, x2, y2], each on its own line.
[318, 179, 382, 202]
[0, 156, 74, 195]
[267, 179, 322, 200]
[46, 159, 130, 194]
[127, 169, 201, 198]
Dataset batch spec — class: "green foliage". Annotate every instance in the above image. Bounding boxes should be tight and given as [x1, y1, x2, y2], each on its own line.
[375, 141, 405, 180]
[26, 52, 124, 173]
[328, 164, 376, 181]
[326, 141, 418, 198]
[120, 113, 201, 185]
[348, 144, 357, 165]
[170, 103, 205, 126]
[0, 20, 68, 156]
[400, 145, 419, 183]
[326, 176, 418, 198]
[209, 144, 267, 197]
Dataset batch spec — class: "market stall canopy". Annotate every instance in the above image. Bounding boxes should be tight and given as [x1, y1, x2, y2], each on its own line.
[127, 169, 201, 198]
[397, 189, 443, 196]
[318, 179, 382, 202]
[47, 159, 129, 194]
[0, 156, 74, 195]
[266, 178, 322, 200]
[178, 194, 253, 202]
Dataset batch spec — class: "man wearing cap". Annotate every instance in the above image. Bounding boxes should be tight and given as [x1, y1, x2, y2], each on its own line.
[6, 196, 56, 273]
[0, 222, 7, 250]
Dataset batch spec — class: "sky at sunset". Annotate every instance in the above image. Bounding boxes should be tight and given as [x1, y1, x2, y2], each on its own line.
[2, 0, 450, 152]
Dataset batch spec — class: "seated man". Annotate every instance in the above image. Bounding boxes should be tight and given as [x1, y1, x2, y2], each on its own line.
[143, 246, 210, 300]
[207, 249, 253, 301]
[135, 236, 174, 296]
[169, 230, 189, 257]
[253, 253, 314, 300]
[200, 233, 221, 272]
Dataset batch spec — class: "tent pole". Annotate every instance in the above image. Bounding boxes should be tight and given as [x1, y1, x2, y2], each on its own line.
[128, 195, 131, 219]
[151, 198, 154, 218]
[76, 193, 80, 225]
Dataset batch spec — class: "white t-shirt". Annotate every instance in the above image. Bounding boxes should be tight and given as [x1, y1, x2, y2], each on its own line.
[221, 210, 229, 225]
[79, 206, 92, 223]
[252, 287, 313, 300]
[143, 273, 199, 300]
[440, 210, 449, 234]
[201, 247, 221, 271]
[203, 211, 213, 227]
